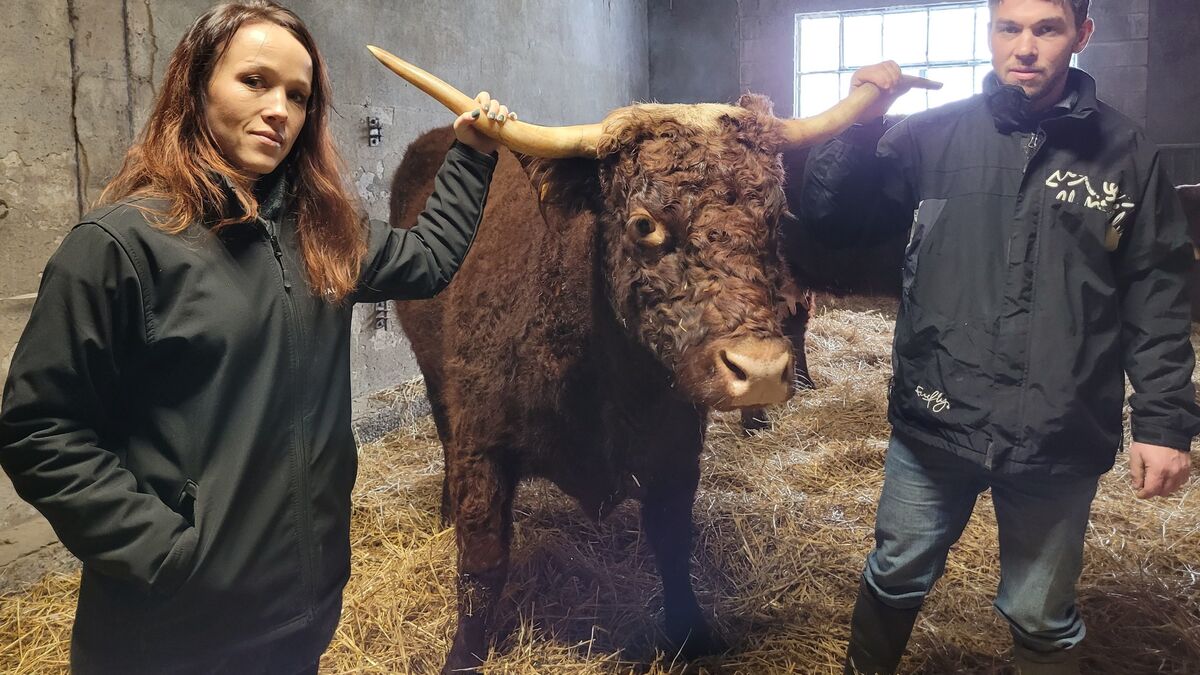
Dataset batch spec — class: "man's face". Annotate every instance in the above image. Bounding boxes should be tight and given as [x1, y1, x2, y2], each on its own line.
[990, 0, 1093, 108]
[205, 22, 312, 178]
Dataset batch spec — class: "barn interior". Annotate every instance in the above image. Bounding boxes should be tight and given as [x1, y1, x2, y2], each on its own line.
[2, 1, 1199, 672]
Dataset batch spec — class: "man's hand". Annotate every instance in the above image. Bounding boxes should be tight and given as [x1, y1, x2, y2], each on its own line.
[1129, 441, 1191, 499]
[851, 61, 942, 123]
[453, 91, 516, 155]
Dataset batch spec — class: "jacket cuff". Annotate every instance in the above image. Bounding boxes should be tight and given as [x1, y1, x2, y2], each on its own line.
[150, 527, 198, 597]
[839, 117, 889, 148]
[1130, 421, 1193, 452]
[449, 140, 498, 168]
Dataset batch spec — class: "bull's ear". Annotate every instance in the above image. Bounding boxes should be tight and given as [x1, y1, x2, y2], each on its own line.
[519, 155, 605, 217]
[736, 93, 776, 117]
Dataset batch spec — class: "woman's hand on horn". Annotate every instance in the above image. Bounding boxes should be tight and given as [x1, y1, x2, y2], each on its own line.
[454, 91, 518, 155]
[850, 61, 941, 123]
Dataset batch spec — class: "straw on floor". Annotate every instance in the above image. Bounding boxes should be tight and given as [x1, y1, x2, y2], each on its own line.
[2, 295, 1197, 674]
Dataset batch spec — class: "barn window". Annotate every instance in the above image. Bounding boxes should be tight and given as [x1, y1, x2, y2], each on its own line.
[794, 2, 991, 118]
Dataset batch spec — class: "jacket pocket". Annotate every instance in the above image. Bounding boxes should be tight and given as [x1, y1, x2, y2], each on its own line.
[175, 479, 199, 528]
[902, 199, 946, 297]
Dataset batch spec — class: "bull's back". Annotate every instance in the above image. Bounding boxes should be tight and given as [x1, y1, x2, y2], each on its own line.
[389, 127, 545, 387]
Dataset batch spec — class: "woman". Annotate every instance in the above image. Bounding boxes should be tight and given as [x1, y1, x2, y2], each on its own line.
[0, 2, 511, 672]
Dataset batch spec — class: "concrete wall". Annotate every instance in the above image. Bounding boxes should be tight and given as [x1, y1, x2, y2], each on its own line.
[1080, 0, 1150, 130]
[648, 0, 740, 104]
[0, 0, 649, 404]
[1148, 0, 1200, 144]
[1147, 0, 1200, 184]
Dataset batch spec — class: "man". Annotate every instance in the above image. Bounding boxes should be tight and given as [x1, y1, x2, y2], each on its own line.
[800, 1, 1200, 673]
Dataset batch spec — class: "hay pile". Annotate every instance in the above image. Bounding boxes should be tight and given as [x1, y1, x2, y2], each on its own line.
[2, 295, 1197, 673]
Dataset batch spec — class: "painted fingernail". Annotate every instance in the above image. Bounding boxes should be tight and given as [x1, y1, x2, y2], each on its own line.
[471, 109, 481, 119]
[487, 112, 496, 120]
[496, 114, 506, 122]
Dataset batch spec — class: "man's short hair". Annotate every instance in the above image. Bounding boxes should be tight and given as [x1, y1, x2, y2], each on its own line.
[988, 0, 1091, 29]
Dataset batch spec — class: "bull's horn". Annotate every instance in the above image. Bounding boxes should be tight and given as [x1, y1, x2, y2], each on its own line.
[367, 45, 604, 159]
[778, 75, 941, 148]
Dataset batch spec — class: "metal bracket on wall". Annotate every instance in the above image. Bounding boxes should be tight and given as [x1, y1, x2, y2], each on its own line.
[367, 117, 383, 147]
[374, 301, 389, 330]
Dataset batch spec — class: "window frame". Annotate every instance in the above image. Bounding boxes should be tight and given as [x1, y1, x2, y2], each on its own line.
[793, 1, 991, 118]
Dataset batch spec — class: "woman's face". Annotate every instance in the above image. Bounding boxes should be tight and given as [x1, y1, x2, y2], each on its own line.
[205, 22, 313, 178]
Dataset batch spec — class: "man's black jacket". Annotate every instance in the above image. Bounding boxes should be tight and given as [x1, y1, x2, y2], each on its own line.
[802, 69, 1200, 475]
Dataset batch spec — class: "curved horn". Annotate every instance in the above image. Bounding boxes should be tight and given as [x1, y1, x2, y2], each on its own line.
[778, 75, 941, 149]
[367, 45, 603, 159]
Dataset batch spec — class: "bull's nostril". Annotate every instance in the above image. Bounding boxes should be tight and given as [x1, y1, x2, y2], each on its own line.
[720, 350, 748, 381]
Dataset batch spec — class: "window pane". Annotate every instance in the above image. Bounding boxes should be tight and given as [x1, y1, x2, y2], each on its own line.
[800, 17, 840, 72]
[795, 4, 991, 120]
[975, 7, 991, 61]
[928, 7, 976, 62]
[799, 73, 840, 118]
[927, 65, 976, 108]
[975, 64, 992, 93]
[890, 67, 929, 115]
[883, 11, 928, 65]
[840, 71, 855, 99]
[843, 14, 883, 68]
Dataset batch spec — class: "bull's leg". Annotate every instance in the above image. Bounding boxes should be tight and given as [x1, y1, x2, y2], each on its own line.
[424, 382, 456, 526]
[642, 471, 728, 659]
[783, 292, 815, 391]
[443, 450, 516, 674]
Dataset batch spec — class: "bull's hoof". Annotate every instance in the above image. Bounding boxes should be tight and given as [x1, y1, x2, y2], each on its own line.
[667, 619, 730, 660]
[441, 652, 484, 675]
[740, 408, 771, 436]
[442, 637, 487, 674]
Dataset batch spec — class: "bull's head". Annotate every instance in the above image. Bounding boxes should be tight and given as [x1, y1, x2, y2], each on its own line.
[369, 47, 924, 412]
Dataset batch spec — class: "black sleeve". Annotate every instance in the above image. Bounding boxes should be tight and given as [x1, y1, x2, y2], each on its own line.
[800, 117, 920, 249]
[354, 141, 497, 302]
[0, 223, 197, 594]
[1117, 154, 1200, 451]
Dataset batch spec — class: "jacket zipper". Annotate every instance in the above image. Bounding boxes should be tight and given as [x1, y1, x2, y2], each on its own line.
[1022, 130, 1043, 173]
[258, 218, 316, 616]
[1013, 128, 1046, 453]
[261, 219, 292, 291]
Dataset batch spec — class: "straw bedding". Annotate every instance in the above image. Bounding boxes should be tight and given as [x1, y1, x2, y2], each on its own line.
[2, 295, 1197, 673]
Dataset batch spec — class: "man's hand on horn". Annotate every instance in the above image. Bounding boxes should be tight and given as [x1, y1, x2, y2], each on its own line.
[851, 61, 942, 123]
[454, 91, 518, 155]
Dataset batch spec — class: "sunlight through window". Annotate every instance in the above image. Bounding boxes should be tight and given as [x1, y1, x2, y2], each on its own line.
[794, 2, 992, 118]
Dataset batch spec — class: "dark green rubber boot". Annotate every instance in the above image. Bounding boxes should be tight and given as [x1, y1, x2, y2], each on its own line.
[843, 578, 920, 675]
[1012, 641, 1081, 675]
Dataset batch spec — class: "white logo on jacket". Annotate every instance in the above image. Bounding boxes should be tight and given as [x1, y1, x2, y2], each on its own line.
[1045, 170, 1135, 251]
[915, 385, 951, 413]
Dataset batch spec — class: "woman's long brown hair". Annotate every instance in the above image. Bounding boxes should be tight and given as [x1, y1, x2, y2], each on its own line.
[100, 0, 365, 302]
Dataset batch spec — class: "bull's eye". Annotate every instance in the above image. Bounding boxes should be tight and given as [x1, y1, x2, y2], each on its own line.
[627, 212, 668, 249]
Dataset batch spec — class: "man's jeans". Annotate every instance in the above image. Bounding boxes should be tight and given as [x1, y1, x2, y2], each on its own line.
[864, 434, 1100, 653]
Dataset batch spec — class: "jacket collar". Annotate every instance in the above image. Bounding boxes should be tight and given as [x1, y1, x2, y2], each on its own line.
[213, 165, 294, 228]
[984, 67, 1097, 132]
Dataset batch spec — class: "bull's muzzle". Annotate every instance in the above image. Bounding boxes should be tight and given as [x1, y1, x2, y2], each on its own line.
[713, 337, 794, 410]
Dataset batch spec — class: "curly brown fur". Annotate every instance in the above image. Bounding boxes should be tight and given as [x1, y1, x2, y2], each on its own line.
[527, 95, 796, 404]
[390, 95, 804, 671]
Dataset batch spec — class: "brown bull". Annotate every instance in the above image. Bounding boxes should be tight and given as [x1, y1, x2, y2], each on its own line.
[372, 48, 926, 672]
